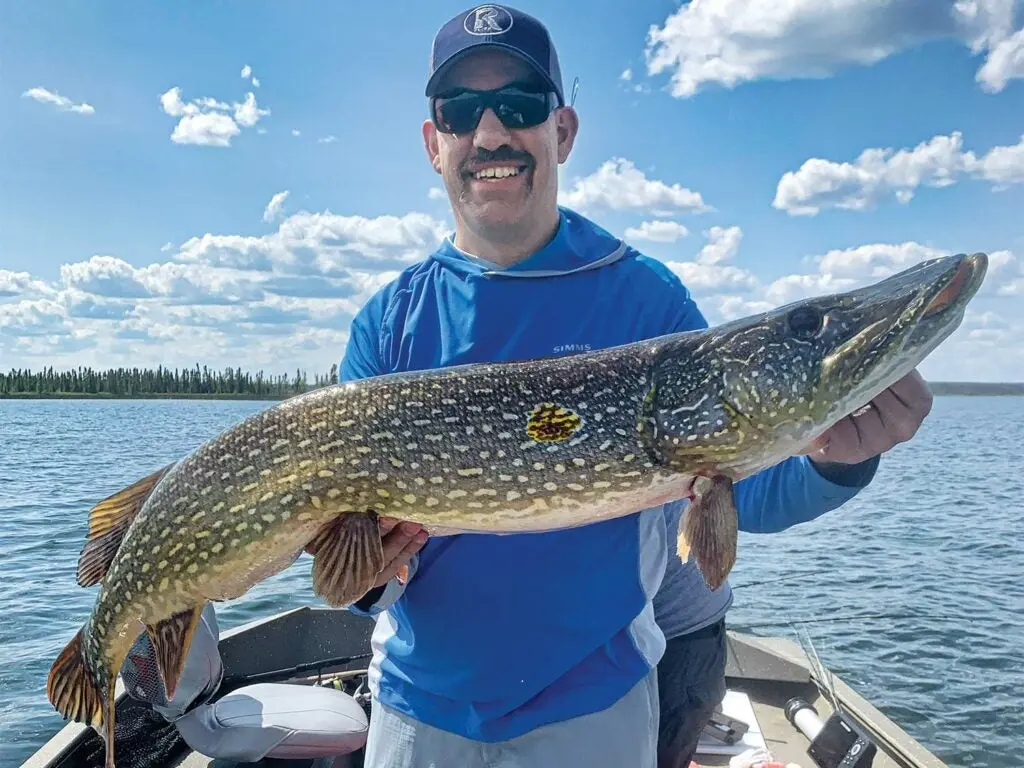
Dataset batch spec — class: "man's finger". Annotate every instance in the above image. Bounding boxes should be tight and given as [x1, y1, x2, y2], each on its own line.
[380, 522, 426, 565]
[852, 401, 890, 457]
[373, 529, 428, 588]
[377, 516, 402, 537]
[809, 415, 860, 462]
[888, 369, 933, 420]
[869, 388, 919, 445]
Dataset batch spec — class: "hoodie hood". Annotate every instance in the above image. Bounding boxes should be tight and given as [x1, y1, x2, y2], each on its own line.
[428, 207, 628, 279]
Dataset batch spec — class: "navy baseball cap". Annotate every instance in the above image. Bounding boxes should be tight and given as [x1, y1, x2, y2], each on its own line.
[426, 5, 565, 106]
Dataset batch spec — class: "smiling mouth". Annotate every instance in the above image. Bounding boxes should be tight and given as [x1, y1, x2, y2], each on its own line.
[470, 164, 529, 181]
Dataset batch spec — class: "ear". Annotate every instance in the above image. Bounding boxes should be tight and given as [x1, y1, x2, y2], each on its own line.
[422, 119, 442, 174]
[554, 106, 579, 164]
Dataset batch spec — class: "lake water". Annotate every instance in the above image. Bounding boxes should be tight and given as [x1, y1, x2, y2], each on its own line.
[0, 397, 1021, 767]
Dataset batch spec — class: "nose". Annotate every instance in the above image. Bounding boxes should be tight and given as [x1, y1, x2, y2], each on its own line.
[472, 108, 513, 150]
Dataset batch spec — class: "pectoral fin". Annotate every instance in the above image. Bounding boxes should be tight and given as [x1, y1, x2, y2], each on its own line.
[307, 512, 384, 607]
[677, 475, 738, 591]
[144, 603, 206, 703]
[77, 463, 175, 587]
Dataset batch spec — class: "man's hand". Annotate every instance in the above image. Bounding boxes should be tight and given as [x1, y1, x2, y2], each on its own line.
[801, 369, 933, 466]
[372, 517, 428, 589]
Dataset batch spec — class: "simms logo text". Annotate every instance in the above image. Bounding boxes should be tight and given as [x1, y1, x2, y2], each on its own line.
[552, 343, 592, 354]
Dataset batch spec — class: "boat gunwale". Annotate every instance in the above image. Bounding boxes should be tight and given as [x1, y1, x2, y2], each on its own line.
[21, 607, 949, 768]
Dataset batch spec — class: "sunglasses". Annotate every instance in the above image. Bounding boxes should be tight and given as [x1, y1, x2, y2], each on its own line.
[431, 83, 560, 135]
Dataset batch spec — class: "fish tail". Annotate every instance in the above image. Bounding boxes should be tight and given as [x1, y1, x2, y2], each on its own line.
[678, 475, 738, 591]
[47, 627, 118, 767]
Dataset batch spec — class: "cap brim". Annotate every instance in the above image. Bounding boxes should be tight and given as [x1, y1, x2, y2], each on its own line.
[425, 42, 562, 104]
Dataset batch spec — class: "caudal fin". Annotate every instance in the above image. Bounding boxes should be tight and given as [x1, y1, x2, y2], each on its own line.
[47, 628, 118, 767]
[678, 475, 738, 591]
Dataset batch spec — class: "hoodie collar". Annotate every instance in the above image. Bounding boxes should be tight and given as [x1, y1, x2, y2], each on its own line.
[429, 207, 628, 279]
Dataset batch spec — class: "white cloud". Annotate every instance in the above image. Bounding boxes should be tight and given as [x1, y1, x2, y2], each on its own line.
[624, 220, 689, 243]
[60, 255, 152, 298]
[234, 92, 270, 128]
[559, 158, 711, 215]
[3, 199, 1019, 379]
[170, 112, 240, 147]
[263, 191, 290, 223]
[22, 87, 94, 115]
[318, 135, 338, 144]
[0, 269, 54, 298]
[977, 28, 1024, 90]
[0, 205, 453, 372]
[774, 131, 1024, 215]
[240, 64, 260, 88]
[662, 226, 760, 296]
[644, 0, 1024, 98]
[620, 68, 633, 81]
[975, 134, 1024, 187]
[173, 210, 449, 276]
[0, 298, 74, 338]
[695, 225, 742, 265]
[159, 83, 270, 147]
[427, 187, 447, 200]
[292, 129, 301, 137]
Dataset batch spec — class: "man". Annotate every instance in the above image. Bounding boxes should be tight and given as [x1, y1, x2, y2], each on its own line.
[338, 5, 933, 768]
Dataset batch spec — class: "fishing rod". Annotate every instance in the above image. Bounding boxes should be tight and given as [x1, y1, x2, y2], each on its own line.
[219, 651, 373, 692]
[733, 610, 961, 629]
[730, 572, 826, 590]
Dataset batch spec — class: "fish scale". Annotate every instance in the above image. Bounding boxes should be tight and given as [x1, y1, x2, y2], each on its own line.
[45, 251, 989, 768]
[76, 342, 688, 727]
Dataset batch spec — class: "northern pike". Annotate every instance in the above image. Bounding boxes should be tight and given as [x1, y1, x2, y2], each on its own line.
[48, 251, 987, 767]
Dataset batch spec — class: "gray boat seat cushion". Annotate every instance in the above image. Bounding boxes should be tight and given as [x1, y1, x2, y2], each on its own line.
[174, 682, 369, 761]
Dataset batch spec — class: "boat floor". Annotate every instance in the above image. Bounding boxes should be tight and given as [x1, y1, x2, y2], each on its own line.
[168, 634, 940, 768]
[24, 607, 946, 768]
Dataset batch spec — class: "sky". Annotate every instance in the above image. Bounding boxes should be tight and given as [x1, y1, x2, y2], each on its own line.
[1, 0, 1023, 382]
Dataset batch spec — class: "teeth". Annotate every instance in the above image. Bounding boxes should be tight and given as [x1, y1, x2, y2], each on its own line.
[474, 166, 520, 180]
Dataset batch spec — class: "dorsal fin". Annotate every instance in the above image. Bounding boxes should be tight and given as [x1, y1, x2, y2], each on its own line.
[76, 463, 175, 587]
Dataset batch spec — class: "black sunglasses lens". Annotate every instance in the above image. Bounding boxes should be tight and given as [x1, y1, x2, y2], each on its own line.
[435, 89, 553, 134]
[493, 92, 551, 128]
[435, 96, 484, 134]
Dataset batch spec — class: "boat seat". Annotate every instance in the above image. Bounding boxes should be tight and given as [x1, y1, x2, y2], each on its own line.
[174, 682, 368, 762]
[119, 604, 368, 764]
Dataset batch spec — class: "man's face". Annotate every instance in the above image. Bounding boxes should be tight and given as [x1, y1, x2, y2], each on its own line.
[422, 49, 578, 241]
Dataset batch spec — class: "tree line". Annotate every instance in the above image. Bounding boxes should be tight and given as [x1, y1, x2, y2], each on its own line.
[0, 364, 340, 398]
[1, 365, 1019, 400]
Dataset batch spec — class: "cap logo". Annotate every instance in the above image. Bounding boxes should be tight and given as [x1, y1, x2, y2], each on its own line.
[464, 5, 513, 36]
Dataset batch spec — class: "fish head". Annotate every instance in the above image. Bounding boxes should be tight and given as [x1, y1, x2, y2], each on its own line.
[645, 251, 988, 477]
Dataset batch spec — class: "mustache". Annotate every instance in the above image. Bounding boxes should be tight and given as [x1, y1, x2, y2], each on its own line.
[461, 146, 534, 173]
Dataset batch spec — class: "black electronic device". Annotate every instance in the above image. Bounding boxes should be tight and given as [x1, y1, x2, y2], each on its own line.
[785, 697, 877, 768]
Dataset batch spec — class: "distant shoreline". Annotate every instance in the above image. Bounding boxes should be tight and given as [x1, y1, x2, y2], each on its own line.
[2, 382, 1022, 400]
[0, 392, 283, 400]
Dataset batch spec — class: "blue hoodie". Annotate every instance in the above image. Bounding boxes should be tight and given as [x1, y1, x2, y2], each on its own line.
[338, 207, 874, 742]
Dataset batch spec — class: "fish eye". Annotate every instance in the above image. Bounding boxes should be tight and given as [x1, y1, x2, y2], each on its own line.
[787, 306, 824, 339]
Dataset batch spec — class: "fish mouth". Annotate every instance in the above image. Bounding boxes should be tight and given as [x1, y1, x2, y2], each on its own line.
[818, 251, 987, 421]
[914, 251, 987, 329]
[835, 251, 987, 362]
[894, 251, 988, 365]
